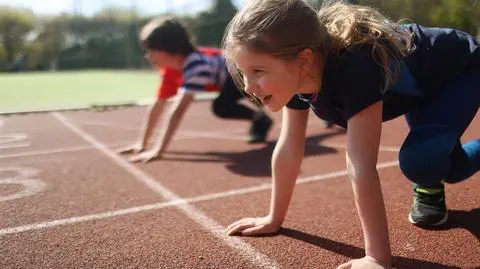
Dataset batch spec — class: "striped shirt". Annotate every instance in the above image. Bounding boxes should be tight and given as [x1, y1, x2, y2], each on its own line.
[179, 48, 228, 94]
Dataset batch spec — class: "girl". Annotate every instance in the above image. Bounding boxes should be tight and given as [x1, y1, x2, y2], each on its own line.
[222, 0, 479, 268]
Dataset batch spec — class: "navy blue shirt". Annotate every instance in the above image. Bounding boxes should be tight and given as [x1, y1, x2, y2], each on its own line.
[286, 23, 480, 128]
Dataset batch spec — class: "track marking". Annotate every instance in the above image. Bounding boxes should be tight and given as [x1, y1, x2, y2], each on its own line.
[0, 160, 399, 236]
[324, 142, 400, 153]
[0, 144, 125, 159]
[0, 140, 400, 160]
[77, 120, 247, 139]
[0, 133, 30, 150]
[77, 119, 400, 152]
[0, 167, 46, 202]
[52, 112, 280, 269]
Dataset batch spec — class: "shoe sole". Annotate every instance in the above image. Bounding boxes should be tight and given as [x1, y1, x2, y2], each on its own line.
[408, 212, 449, 226]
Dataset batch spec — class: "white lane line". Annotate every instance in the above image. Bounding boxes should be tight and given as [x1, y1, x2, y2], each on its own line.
[0, 130, 242, 160]
[323, 142, 400, 153]
[0, 139, 400, 161]
[77, 120, 400, 152]
[77, 120, 247, 139]
[0, 201, 181, 236]
[0, 144, 123, 159]
[52, 112, 279, 269]
[0, 160, 399, 237]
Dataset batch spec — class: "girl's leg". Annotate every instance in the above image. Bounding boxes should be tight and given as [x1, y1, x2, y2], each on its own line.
[399, 70, 480, 226]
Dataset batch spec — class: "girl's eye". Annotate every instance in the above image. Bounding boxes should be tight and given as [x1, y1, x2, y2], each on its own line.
[253, 69, 264, 74]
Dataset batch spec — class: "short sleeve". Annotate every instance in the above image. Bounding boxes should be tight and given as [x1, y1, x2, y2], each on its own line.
[286, 94, 310, 110]
[338, 46, 385, 120]
[156, 68, 182, 99]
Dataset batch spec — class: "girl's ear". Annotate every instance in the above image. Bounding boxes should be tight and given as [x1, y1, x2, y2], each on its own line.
[297, 48, 314, 69]
[297, 48, 315, 78]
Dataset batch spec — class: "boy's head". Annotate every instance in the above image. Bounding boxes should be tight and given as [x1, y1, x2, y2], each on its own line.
[140, 17, 196, 69]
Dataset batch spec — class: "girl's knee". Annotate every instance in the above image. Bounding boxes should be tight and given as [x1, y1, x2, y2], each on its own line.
[399, 126, 458, 185]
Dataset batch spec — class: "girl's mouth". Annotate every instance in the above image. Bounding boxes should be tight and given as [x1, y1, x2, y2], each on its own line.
[261, 95, 272, 105]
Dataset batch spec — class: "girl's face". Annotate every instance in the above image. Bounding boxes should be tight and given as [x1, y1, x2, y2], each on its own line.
[233, 46, 316, 112]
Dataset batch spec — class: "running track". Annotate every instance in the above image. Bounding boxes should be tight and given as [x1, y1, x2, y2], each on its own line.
[0, 101, 478, 268]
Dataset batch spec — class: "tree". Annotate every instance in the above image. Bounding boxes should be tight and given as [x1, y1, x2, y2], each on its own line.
[192, 0, 238, 47]
[431, 0, 479, 35]
[0, 7, 35, 66]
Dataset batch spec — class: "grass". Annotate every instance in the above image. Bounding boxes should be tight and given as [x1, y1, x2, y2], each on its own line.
[0, 70, 159, 113]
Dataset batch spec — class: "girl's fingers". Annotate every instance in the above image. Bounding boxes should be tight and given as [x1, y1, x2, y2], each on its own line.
[225, 221, 255, 235]
[241, 226, 267, 236]
[336, 261, 352, 269]
[225, 218, 252, 232]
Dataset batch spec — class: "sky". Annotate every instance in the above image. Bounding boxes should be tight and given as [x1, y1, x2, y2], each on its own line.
[0, 0, 247, 16]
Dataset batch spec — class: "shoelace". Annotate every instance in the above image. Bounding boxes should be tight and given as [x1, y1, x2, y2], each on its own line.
[414, 189, 444, 205]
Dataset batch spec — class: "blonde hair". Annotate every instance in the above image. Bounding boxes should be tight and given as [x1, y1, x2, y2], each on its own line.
[223, 0, 414, 94]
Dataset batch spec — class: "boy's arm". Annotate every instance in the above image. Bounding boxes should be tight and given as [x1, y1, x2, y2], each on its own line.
[118, 67, 179, 155]
[342, 100, 392, 268]
[151, 92, 194, 154]
[139, 99, 167, 147]
[118, 99, 167, 154]
[129, 92, 194, 163]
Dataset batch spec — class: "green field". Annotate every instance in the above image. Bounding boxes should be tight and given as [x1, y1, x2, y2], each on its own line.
[0, 70, 160, 113]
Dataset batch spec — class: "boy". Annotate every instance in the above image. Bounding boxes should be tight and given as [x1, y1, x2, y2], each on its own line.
[118, 17, 273, 163]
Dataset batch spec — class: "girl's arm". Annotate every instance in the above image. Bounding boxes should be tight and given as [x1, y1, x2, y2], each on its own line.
[344, 101, 392, 266]
[225, 107, 309, 235]
[269, 107, 309, 225]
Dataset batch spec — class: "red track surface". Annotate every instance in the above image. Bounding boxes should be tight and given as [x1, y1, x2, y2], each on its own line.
[0, 101, 478, 269]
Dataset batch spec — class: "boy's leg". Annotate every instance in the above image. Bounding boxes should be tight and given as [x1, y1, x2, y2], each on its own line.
[212, 75, 272, 143]
[212, 75, 255, 120]
[399, 70, 480, 226]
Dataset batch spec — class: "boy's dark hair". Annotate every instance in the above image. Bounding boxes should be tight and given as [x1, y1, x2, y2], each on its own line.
[140, 17, 196, 56]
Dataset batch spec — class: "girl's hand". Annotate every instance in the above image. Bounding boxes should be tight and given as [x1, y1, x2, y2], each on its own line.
[336, 256, 391, 269]
[225, 216, 281, 236]
[128, 149, 161, 163]
[117, 142, 145, 154]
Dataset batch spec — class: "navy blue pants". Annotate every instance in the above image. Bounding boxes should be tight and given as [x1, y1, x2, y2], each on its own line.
[399, 70, 480, 188]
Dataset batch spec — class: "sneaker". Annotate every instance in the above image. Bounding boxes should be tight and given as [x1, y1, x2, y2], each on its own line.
[408, 184, 448, 226]
[248, 113, 273, 144]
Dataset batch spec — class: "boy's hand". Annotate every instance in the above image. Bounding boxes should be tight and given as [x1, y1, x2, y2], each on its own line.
[117, 143, 145, 154]
[128, 149, 161, 163]
[336, 256, 391, 269]
[225, 216, 281, 236]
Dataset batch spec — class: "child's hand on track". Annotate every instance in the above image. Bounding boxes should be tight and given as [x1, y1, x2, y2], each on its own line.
[336, 256, 391, 269]
[128, 149, 161, 163]
[117, 143, 145, 155]
[225, 216, 281, 236]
